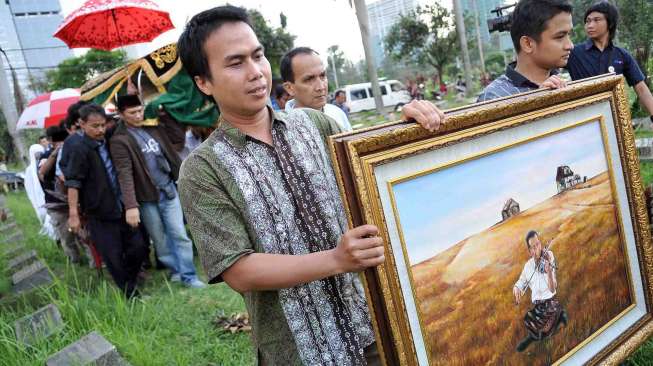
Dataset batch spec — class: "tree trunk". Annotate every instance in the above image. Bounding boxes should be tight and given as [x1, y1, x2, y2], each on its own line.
[353, 0, 384, 115]
[471, 0, 486, 74]
[0, 53, 26, 163]
[453, 0, 473, 97]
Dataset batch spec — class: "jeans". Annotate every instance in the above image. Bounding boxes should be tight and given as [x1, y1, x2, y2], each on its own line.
[139, 186, 198, 283]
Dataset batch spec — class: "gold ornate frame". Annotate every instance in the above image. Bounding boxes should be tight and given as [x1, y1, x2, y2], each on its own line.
[329, 75, 653, 365]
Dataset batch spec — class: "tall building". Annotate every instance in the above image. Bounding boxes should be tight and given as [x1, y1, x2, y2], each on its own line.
[460, 0, 507, 44]
[367, 0, 418, 67]
[0, 0, 73, 102]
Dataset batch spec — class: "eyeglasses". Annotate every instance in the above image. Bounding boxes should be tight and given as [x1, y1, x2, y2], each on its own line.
[585, 16, 606, 24]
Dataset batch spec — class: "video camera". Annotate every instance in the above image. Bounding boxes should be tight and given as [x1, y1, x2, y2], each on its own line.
[487, 4, 516, 33]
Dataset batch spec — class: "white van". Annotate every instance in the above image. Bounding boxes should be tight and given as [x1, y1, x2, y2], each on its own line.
[341, 80, 411, 113]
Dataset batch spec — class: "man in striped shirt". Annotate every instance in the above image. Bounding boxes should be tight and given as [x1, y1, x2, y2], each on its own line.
[478, 0, 574, 102]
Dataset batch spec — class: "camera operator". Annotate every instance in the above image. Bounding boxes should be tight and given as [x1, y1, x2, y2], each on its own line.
[478, 0, 573, 102]
[566, 1, 653, 125]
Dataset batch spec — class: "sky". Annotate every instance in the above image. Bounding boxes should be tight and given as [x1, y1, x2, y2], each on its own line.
[392, 121, 610, 266]
[59, 0, 443, 62]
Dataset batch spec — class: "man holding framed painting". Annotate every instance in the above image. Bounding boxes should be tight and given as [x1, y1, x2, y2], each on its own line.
[175, 5, 445, 366]
[478, 0, 573, 102]
[329, 0, 653, 363]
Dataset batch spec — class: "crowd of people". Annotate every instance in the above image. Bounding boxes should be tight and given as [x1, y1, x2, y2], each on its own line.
[33, 94, 208, 299]
[18, 0, 653, 364]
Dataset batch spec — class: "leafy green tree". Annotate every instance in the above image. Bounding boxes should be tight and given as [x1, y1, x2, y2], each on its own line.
[615, 0, 653, 77]
[385, 4, 458, 81]
[248, 9, 295, 77]
[45, 49, 127, 90]
[326, 45, 346, 88]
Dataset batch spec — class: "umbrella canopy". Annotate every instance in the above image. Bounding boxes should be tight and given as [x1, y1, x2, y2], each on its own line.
[17, 89, 80, 130]
[54, 0, 174, 51]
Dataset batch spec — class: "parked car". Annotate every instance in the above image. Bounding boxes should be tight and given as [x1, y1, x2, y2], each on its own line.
[341, 80, 411, 113]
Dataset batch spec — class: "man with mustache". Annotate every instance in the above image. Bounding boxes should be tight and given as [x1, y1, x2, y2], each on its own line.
[281, 47, 352, 131]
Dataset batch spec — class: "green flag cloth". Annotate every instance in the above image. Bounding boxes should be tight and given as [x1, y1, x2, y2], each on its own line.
[144, 69, 219, 127]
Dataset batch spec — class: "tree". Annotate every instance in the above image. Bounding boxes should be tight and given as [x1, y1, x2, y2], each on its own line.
[385, 4, 459, 82]
[615, 0, 653, 77]
[45, 49, 127, 90]
[248, 9, 295, 77]
[326, 45, 346, 89]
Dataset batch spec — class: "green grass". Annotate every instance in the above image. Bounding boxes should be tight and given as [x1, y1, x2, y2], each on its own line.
[636, 129, 653, 139]
[640, 162, 653, 188]
[0, 191, 254, 365]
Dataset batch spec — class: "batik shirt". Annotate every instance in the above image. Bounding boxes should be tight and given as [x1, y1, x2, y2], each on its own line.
[178, 107, 374, 365]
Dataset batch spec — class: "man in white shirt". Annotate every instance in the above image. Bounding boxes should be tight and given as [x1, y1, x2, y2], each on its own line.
[513, 230, 567, 352]
[280, 47, 352, 131]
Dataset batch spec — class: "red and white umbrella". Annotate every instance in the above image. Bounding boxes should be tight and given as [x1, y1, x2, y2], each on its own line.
[17, 89, 80, 130]
[54, 0, 174, 51]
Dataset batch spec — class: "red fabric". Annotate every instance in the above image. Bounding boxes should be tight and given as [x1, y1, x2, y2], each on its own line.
[54, 0, 173, 50]
[29, 93, 52, 106]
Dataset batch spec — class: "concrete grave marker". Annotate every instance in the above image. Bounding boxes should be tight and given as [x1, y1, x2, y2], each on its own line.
[12, 260, 53, 293]
[636, 138, 653, 161]
[0, 221, 17, 234]
[2, 231, 23, 245]
[7, 250, 37, 271]
[14, 304, 63, 345]
[4, 244, 25, 257]
[46, 331, 131, 366]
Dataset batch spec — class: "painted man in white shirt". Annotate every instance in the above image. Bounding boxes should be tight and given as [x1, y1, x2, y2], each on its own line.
[280, 47, 352, 131]
[513, 230, 567, 352]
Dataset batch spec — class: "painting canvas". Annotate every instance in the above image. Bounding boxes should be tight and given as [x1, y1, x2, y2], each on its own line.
[389, 120, 632, 365]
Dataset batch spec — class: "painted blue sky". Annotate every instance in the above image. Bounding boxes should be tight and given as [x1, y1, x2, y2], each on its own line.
[392, 121, 609, 265]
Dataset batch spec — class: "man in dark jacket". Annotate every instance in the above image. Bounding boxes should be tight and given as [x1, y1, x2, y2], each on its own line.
[110, 95, 205, 288]
[39, 124, 93, 265]
[64, 104, 147, 298]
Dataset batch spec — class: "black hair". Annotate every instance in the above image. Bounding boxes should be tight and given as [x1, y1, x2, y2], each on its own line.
[510, 0, 573, 53]
[274, 83, 288, 99]
[65, 100, 89, 129]
[38, 135, 47, 140]
[280, 47, 318, 83]
[46, 125, 68, 143]
[116, 94, 142, 112]
[178, 5, 252, 81]
[525, 230, 540, 248]
[79, 104, 106, 122]
[584, 1, 618, 41]
[335, 90, 345, 98]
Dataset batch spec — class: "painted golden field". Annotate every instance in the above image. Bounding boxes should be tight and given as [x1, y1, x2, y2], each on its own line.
[410, 172, 632, 365]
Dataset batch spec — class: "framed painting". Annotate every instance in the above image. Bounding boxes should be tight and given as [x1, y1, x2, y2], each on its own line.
[329, 75, 653, 365]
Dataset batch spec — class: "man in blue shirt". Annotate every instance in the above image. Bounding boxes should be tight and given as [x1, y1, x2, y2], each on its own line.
[478, 0, 572, 102]
[566, 1, 653, 121]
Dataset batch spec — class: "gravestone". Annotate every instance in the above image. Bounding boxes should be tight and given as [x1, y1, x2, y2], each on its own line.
[7, 250, 37, 271]
[636, 138, 653, 161]
[12, 260, 53, 293]
[0, 221, 17, 234]
[14, 304, 63, 345]
[46, 331, 131, 366]
[2, 231, 23, 245]
[4, 244, 25, 257]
